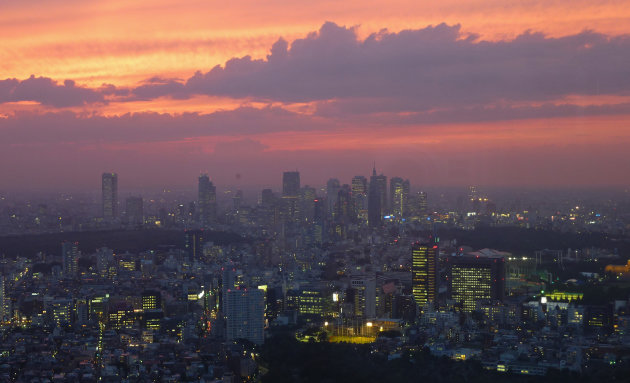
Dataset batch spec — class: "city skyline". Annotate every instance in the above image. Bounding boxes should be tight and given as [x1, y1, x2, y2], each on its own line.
[1, 2, 630, 190]
[3, 2, 630, 381]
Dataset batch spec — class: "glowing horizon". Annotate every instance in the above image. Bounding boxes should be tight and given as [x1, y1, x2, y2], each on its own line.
[1, 1, 629, 190]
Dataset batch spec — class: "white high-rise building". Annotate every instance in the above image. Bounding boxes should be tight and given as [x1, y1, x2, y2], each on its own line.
[62, 241, 79, 279]
[351, 275, 376, 319]
[225, 288, 264, 344]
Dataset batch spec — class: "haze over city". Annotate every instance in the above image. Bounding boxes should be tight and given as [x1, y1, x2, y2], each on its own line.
[3, 2, 630, 382]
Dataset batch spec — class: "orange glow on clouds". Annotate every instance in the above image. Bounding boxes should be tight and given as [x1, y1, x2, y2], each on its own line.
[2, 0, 629, 88]
[2, 1, 630, 189]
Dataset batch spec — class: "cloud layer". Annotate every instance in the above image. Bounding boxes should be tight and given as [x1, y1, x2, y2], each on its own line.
[3, 22, 630, 121]
[2, 22, 630, 190]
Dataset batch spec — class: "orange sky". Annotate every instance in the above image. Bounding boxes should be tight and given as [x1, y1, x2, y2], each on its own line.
[1, 0, 630, 189]
[3, 0, 630, 88]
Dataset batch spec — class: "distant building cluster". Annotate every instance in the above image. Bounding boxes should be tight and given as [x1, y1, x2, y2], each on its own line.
[0, 168, 629, 380]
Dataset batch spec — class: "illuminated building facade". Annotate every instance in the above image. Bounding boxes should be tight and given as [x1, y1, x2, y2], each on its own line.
[90, 295, 109, 320]
[390, 177, 410, 218]
[0, 276, 4, 321]
[286, 289, 326, 318]
[446, 255, 505, 312]
[108, 303, 135, 330]
[412, 243, 438, 309]
[300, 186, 316, 223]
[102, 172, 118, 220]
[351, 275, 376, 319]
[351, 175, 368, 218]
[184, 229, 206, 262]
[142, 291, 161, 311]
[61, 241, 79, 279]
[51, 299, 72, 327]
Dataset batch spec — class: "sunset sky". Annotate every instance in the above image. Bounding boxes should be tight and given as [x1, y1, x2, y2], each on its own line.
[2, 0, 630, 191]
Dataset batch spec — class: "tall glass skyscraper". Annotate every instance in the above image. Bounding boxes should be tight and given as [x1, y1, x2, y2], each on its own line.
[412, 243, 438, 310]
[102, 172, 118, 220]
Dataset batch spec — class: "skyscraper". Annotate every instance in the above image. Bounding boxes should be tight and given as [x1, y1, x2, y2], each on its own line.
[0, 276, 5, 321]
[417, 191, 428, 217]
[412, 243, 438, 310]
[184, 229, 205, 262]
[282, 171, 300, 197]
[368, 181, 381, 228]
[351, 275, 376, 319]
[62, 241, 79, 279]
[334, 184, 354, 223]
[390, 177, 410, 219]
[446, 254, 505, 312]
[102, 172, 118, 220]
[326, 178, 340, 217]
[368, 165, 387, 227]
[282, 171, 300, 222]
[351, 175, 368, 219]
[225, 287, 265, 344]
[300, 185, 316, 223]
[198, 174, 217, 226]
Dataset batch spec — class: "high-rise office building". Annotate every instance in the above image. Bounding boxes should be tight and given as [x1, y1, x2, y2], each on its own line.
[368, 182, 381, 228]
[282, 171, 300, 197]
[326, 178, 340, 217]
[373, 176, 387, 215]
[125, 196, 143, 226]
[446, 255, 505, 312]
[368, 166, 386, 227]
[142, 290, 162, 311]
[390, 177, 410, 219]
[225, 287, 265, 344]
[0, 276, 4, 321]
[62, 241, 79, 279]
[417, 191, 428, 217]
[221, 267, 237, 313]
[185, 230, 206, 262]
[412, 243, 438, 310]
[334, 184, 354, 224]
[300, 186, 316, 223]
[96, 247, 113, 278]
[282, 171, 300, 222]
[198, 174, 217, 226]
[102, 172, 118, 220]
[351, 176, 368, 218]
[351, 275, 376, 319]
